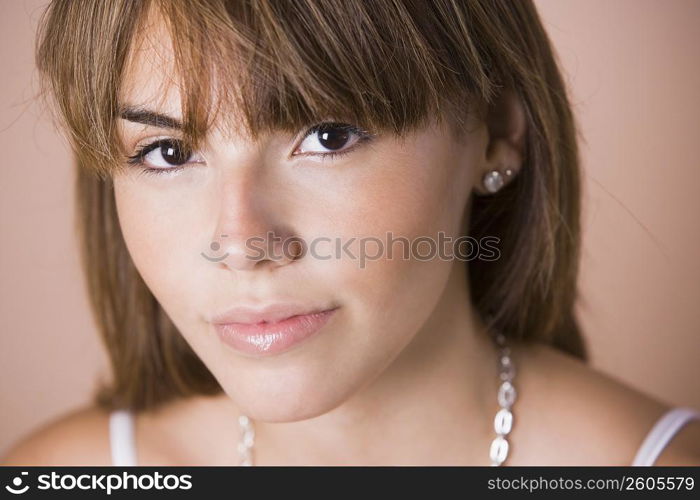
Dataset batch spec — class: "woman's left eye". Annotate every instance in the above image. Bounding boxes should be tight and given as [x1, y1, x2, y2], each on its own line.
[127, 138, 203, 171]
[294, 122, 372, 157]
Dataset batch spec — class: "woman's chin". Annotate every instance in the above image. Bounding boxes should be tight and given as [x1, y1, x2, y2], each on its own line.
[234, 396, 340, 423]
[222, 380, 354, 423]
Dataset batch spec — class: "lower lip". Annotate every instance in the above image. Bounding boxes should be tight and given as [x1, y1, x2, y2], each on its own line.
[214, 307, 339, 357]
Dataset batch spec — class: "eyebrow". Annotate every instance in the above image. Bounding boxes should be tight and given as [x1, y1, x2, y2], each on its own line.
[118, 106, 182, 130]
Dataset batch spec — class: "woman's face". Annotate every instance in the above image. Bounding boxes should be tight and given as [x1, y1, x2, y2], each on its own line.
[113, 17, 490, 422]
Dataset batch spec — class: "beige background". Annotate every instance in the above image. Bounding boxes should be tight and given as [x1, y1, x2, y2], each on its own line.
[1, 0, 699, 455]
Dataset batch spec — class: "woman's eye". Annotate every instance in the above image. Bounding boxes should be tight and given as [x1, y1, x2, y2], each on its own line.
[294, 122, 370, 156]
[128, 139, 202, 169]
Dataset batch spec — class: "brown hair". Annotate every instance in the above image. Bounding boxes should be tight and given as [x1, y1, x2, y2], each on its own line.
[36, 0, 587, 412]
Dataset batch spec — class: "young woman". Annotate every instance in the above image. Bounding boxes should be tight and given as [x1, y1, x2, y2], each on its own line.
[3, 0, 699, 466]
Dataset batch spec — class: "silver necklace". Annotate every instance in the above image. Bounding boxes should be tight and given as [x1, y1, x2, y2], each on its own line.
[236, 331, 516, 466]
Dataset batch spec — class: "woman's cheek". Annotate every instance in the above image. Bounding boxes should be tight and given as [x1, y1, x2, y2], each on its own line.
[324, 152, 459, 329]
[114, 181, 195, 305]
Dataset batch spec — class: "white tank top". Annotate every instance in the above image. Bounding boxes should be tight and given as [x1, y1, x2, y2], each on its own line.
[109, 406, 700, 466]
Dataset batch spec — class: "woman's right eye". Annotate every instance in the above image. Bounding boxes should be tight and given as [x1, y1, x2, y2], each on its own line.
[127, 139, 203, 170]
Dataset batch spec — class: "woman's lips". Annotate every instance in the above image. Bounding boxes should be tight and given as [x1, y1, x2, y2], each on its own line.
[214, 307, 339, 356]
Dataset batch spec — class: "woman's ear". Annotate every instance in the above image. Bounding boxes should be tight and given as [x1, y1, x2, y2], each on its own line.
[473, 88, 527, 195]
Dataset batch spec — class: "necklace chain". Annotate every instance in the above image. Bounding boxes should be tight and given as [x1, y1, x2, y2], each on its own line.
[490, 331, 516, 466]
[237, 332, 516, 466]
[237, 415, 255, 466]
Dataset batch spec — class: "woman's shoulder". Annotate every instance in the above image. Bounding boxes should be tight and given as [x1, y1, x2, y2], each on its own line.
[1, 396, 237, 466]
[510, 341, 700, 465]
[0, 405, 114, 466]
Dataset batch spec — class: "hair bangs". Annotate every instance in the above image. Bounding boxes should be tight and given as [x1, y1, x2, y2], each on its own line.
[137, 0, 487, 160]
[39, 0, 493, 178]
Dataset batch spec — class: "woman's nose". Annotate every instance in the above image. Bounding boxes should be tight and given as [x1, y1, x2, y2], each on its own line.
[209, 169, 301, 272]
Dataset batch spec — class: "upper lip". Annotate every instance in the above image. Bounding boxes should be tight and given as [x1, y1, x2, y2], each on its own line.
[210, 302, 338, 325]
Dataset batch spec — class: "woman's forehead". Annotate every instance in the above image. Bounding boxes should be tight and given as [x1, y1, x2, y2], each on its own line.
[116, 0, 473, 143]
[119, 9, 246, 139]
[120, 9, 179, 116]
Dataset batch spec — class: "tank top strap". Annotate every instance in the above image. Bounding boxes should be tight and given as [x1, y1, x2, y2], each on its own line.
[631, 406, 700, 466]
[109, 409, 138, 466]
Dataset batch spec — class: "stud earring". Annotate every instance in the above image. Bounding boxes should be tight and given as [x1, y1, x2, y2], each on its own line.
[483, 170, 505, 193]
[482, 168, 515, 194]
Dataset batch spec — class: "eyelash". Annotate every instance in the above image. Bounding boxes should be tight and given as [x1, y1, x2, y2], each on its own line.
[126, 122, 375, 178]
[126, 140, 188, 177]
